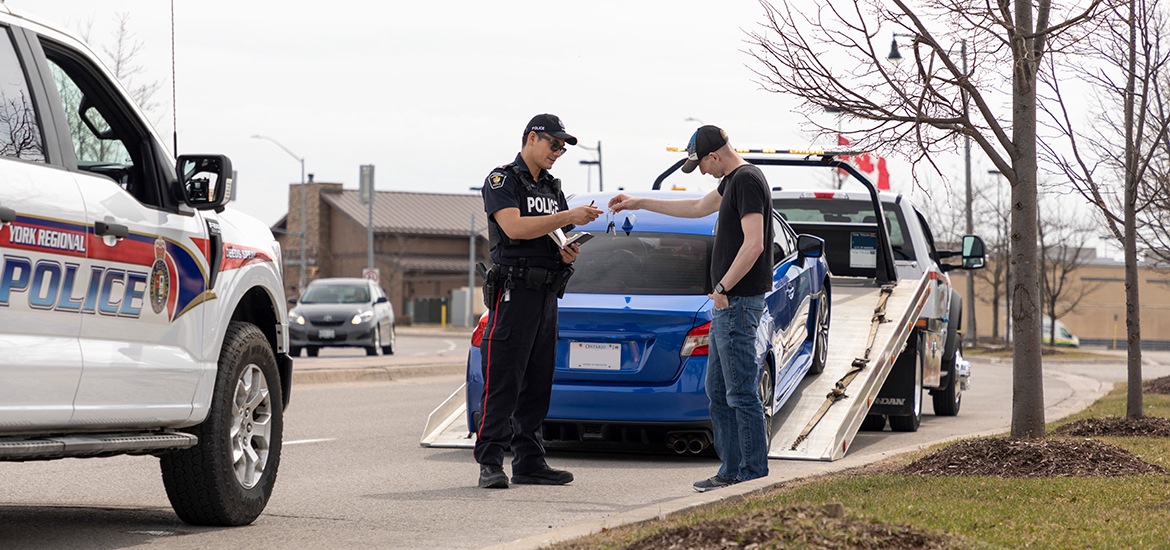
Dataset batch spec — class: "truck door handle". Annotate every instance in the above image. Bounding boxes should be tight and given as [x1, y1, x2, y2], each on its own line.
[95, 221, 129, 239]
[0, 206, 15, 224]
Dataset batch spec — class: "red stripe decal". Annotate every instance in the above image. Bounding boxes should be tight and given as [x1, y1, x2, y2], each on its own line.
[476, 289, 505, 441]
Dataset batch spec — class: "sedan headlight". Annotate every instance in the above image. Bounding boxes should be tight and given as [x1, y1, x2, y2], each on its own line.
[352, 310, 375, 324]
[290, 311, 305, 325]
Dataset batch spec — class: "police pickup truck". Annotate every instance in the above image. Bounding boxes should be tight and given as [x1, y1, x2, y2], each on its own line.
[0, 7, 290, 526]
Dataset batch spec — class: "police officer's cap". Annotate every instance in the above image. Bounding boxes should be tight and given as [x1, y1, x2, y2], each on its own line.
[525, 114, 577, 146]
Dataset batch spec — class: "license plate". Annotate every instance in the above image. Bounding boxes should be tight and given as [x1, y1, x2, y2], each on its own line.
[318, 329, 335, 339]
[569, 342, 621, 370]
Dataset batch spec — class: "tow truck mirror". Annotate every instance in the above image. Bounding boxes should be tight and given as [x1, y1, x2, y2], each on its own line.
[177, 154, 233, 211]
[797, 234, 824, 259]
[961, 235, 986, 270]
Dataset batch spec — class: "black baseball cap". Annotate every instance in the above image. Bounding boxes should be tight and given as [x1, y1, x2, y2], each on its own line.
[525, 114, 577, 146]
[681, 125, 728, 174]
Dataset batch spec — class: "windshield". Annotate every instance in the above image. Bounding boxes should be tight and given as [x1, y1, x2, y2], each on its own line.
[565, 232, 713, 295]
[773, 198, 915, 261]
[300, 284, 370, 304]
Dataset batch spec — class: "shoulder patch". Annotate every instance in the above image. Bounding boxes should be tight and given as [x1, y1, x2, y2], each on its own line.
[489, 172, 507, 189]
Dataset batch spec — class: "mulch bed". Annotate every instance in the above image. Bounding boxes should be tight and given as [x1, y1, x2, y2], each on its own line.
[1054, 416, 1170, 437]
[621, 505, 962, 550]
[900, 437, 1164, 478]
[1144, 376, 1170, 395]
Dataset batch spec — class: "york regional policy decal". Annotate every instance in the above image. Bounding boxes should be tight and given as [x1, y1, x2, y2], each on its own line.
[149, 237, 171, 314]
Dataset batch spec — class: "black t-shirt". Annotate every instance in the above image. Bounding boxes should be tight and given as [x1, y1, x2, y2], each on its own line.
[711, 164, 773, 296]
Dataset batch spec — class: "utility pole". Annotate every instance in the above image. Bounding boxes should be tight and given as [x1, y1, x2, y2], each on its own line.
[468, 214, 476, 328]
[360, 165, 375, 270]
[961, 39, 977, 348]
[578, 141, 603, 192]
[252, 134, 306, 292]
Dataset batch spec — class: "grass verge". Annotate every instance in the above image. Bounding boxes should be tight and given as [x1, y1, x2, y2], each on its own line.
[550, 384, 1170, 550]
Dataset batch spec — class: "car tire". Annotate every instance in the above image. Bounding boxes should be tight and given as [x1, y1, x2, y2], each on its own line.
[932, 292, 963, 416]
[365, 326, 381, 356]
[859, 414, 886, 431]
[889, 349, 923, 432]
[288, 346, 301, 357]
[159, 321, 283, 526]
[382, 324, 395, 355]
[808, 287, 830, 375]
[757, 359, 775, 440]
[306, 346, 319, 357]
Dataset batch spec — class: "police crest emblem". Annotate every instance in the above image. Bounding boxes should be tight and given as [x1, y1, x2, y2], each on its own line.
[149, 237, 170, 315]
[489, 172, 506, 189]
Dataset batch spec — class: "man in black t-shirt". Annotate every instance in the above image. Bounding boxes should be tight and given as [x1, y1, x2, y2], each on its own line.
[609, 125, 772, 492]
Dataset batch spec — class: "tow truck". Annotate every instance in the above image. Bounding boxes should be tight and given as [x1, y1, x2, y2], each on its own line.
[422, 149, 985, 461]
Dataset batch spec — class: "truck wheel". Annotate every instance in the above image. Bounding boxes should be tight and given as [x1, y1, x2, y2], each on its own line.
[808, 289, 830, 375]
[889, 350, 922, 432]
[306, 346, 319, 357]
[757, 360, 775, 439]
[160, 321, 283, 526]
[365, 326, 381, 356]
[932, 292, 964, 416]
[860, 414, 886, 431]
[382, 324, 395, 355]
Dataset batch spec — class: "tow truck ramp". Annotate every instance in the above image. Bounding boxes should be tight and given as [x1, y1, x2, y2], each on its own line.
[767, 274, 929, 461]
[420, 384, 474, 449]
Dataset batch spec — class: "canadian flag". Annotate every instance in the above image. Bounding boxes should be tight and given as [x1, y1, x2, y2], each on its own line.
[836, 135, 890, 190]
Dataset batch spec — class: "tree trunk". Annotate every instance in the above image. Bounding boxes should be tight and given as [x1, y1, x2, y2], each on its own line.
[1010, 0, 1046, 439]
[1123, 0, 1143, 418]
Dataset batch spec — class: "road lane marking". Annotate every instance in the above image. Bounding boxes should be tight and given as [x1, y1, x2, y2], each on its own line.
[284, 438, 335, 445]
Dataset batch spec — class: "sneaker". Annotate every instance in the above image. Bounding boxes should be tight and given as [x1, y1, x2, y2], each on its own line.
[511, 465, 574, 485]
[693, 475, 739, 492]
[478, 464, 508, 489]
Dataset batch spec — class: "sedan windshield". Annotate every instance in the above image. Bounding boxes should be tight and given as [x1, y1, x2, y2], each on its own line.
[300, 284, 370, 304]
[565, 232, 712, 295]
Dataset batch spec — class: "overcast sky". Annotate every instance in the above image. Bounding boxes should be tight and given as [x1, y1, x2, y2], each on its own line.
[8, 0, 983, 227]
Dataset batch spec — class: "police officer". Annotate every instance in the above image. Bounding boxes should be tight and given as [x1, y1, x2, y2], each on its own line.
[475, 114, 602, 489]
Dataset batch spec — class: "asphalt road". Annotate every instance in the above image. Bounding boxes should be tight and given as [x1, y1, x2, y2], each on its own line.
[2, 343, 1167, 550]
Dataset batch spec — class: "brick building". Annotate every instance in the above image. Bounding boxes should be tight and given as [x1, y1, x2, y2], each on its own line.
[272, 181, 488, 325]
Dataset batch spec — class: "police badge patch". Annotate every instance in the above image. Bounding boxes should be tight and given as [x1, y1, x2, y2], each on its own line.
[150, 237, 170, 315]
[489, 172, 506, 189]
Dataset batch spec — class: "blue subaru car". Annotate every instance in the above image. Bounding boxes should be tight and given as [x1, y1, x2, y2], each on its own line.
[466, 191, 831, 454]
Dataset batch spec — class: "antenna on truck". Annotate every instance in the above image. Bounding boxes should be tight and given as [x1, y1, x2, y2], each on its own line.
[170, 0, 177, 154]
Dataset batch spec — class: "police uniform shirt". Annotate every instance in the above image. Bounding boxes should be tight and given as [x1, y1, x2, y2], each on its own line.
[482, 153, 569, 270]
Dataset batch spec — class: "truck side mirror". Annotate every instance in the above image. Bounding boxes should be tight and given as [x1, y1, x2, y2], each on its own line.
[177, 154, 233, 211]
[961, 235, 986, 270]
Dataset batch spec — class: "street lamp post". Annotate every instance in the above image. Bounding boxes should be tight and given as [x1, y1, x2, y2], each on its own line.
[253, 135, 307, 293]
[890, 34, 975, 345]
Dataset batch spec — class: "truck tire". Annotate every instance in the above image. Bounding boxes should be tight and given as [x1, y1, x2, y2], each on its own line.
[160, 321, 283, 526]
[888, 347, 922, 432]
[808, 288, 830, 375]
[932, 291, 963, 416]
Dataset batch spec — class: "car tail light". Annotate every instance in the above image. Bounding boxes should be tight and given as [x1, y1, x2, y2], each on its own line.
[681, 322, 710, 357]
[471, 313, 490, 347]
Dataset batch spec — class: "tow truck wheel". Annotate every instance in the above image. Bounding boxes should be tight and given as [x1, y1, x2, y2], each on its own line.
[808, 288, 830, 375]
[365, 326, 381, 356]
[382, 324, 395, 355]
[932, 292, 964, 416]
[160, 321, 283, 526]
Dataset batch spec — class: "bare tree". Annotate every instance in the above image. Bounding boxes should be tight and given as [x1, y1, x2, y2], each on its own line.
[102, 13, 164, 122]
[746, 0, 1107, 437]
[972, 177, 1012, 342]
[0, 89, 44, 162]
[1041, 0, 1170, 418]
[1038, 200, 1105, 345]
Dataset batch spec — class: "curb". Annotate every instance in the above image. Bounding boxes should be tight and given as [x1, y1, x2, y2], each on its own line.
[478, 366, 1119, 550]
[291, 363, 463, 385]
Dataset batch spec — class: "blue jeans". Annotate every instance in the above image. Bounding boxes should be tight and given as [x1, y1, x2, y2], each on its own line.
[707, 294, 769, 481]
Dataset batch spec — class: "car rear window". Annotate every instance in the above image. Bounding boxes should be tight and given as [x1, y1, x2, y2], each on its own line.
[773, 198, 915, 260]
[565, 232, 713, 295]
[301, 284, 370, 304]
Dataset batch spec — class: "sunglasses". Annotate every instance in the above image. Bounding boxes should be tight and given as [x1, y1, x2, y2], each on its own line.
[537, 132, 567, 154]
